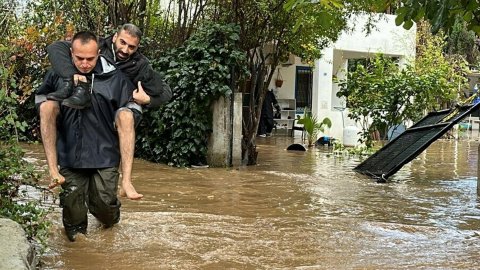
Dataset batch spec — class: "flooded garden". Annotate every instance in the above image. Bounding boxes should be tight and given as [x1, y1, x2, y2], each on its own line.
[20, 135, 480, 269]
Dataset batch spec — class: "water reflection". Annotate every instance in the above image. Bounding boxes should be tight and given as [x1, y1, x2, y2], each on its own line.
[23, 137, 480, 269]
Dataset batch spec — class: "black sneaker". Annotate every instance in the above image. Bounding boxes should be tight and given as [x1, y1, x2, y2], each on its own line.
[47, 78, 73, 101]
[62, 81, 92, 109]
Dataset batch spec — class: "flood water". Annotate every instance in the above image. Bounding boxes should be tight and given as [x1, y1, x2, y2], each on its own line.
[24, 135, 480, 269]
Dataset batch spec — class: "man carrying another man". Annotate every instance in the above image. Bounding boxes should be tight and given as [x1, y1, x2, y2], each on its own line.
[43, 23, 171, 200]
[36, 31, 134, 241]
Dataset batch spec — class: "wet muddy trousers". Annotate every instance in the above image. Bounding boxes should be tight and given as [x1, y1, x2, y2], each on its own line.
[59, 167, 121, 234]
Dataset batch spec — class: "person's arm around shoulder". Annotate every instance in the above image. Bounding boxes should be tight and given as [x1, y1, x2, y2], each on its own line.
[135, 60, 172, 108]
[46, 40, 77, 79]
[132, 81, 151, 105]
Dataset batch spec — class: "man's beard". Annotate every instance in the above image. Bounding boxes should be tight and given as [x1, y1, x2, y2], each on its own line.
[115, 51, 130, 61]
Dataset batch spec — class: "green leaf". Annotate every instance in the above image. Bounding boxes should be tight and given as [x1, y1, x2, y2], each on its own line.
[463, 11, 473, 22]
[403, 20, 414, 30]
[395, 12, 406, 26]
[431, 0, 448, 33]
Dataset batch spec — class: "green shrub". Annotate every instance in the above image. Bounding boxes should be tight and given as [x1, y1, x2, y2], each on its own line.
[0, 2, 51, 251]
[136, 23, 248, 166]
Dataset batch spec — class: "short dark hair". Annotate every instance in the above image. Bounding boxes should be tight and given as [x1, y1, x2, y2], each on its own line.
[72, 31, 99, 48]
[118, 23, 143, 40]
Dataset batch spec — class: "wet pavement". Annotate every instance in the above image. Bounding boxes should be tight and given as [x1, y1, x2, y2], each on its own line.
[24, 135, 480, 269]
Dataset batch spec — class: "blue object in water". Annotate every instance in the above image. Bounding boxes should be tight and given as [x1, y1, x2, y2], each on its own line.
[458, 122, 472, 130]
[387, 124, 406, 141]
[316, 136, 335, 146]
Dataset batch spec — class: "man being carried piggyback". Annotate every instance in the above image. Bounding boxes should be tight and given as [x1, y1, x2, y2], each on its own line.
[36, 31, 135, 241]
[43, 24, 172, 200]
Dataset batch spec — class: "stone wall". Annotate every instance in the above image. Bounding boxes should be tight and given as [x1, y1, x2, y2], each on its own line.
[0, 218, 37, 270]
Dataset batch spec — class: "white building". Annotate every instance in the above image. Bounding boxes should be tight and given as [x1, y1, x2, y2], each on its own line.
[270, 14, 416, 144]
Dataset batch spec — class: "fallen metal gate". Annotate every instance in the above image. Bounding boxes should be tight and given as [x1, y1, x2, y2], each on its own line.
[354, 103, 480, 181]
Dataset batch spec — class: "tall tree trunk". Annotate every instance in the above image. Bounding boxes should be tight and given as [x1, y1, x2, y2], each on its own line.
[241, 43, 278, 165]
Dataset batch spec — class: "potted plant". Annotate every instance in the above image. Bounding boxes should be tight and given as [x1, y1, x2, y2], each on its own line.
[275, 79, 284, 87]
[297, 111, 332, 147]
[275, 68, 283, 87]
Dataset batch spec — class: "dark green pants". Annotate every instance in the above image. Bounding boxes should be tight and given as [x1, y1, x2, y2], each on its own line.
[59, 167, 121, 234]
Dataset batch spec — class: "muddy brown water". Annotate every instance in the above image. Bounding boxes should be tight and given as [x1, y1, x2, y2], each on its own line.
[23, 136, 480, 269]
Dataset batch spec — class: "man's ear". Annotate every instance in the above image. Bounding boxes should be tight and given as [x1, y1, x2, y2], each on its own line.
[112, 33, 118, 43]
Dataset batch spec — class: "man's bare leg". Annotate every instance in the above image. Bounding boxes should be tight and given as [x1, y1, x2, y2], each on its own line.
[39, 101, 65, 189]
[116, 109, 143, 200]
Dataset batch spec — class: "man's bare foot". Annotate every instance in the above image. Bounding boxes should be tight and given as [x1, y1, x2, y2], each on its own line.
[48, 172, 65, 189]
[119, 182, 143, 200]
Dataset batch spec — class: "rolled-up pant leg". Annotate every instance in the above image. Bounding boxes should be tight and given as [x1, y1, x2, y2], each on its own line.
[88, 167, 121, 228]
[115, 103, 143, 129]
[59, 168, 89, 234]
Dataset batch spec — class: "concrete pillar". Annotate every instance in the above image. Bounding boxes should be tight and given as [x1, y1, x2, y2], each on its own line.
[207, 92, 243, 167]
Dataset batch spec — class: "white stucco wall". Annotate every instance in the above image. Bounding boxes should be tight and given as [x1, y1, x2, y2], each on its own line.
[313, 13, 416, 141]
[270, 58, 309, 100]
[267, 13, 416, 143]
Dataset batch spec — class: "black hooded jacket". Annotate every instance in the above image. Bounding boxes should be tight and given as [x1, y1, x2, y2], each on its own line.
[36, 57, 134, 168]
[262, 90, 280, 119]
[47, 35, 171, 108]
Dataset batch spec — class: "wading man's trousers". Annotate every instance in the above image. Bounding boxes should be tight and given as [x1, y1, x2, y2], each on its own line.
[59, 167, 121, 235]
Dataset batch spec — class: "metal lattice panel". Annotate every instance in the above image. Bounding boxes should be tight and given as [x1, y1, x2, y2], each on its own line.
[354, 125, 447, 178]
[354, 103, 480, 180]
[411, 111, 449, 128]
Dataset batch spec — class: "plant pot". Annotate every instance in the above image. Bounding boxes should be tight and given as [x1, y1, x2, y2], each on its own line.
[275, 79, 283, 87]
